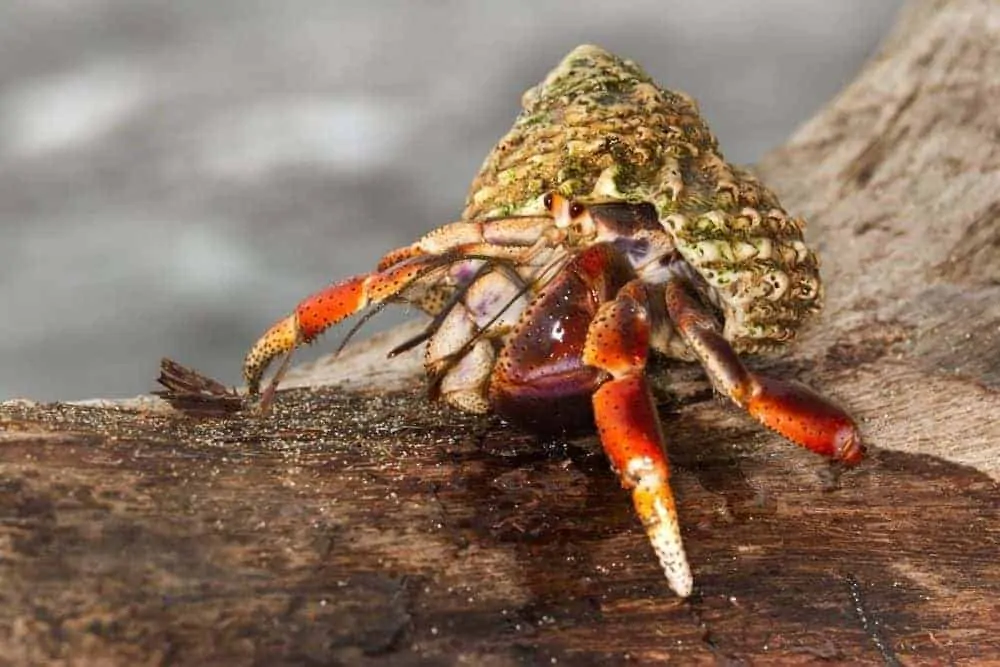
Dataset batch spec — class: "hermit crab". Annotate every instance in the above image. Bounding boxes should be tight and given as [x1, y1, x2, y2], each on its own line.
[243, 45, 863, 598]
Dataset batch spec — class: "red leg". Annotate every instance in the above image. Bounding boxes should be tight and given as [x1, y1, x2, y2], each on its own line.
[244, 231, 561, 410]
[584, 281, 693, 598]
[664, 278, 863, 465]
[243, 255, 451, 404]
[243, 207, 560, 410]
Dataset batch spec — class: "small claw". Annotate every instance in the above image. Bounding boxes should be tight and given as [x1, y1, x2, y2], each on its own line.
[746, 376, 865, 465]
[243, 314, 301, 396]
[664, 276, 865, 467]
[242, 274, 371, 401]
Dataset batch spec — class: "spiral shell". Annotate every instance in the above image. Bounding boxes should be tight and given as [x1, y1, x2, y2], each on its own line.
[463, 45, 821, 353]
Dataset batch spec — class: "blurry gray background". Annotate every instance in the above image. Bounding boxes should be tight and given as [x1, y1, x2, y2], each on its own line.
[0, 0, 904, 401]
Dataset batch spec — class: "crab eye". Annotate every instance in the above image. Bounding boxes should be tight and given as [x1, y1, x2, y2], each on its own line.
[569, 202, 585, 218]
[543, 193, 554, 211]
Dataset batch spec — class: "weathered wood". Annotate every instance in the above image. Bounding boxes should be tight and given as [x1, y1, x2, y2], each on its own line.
[2, 0, 1000, 663]
[1, 380, 998, 665]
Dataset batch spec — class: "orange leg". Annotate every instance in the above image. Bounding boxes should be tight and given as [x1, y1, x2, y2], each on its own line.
[244, 234, 558, 410]
[664, 278, 863, 465]
[243, 255, 452, 405]
[583, 281, 693, 598]
[243, 207, 561, 410]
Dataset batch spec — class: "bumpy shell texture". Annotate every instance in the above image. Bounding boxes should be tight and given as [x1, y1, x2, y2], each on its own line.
[463, 45, 821, 352]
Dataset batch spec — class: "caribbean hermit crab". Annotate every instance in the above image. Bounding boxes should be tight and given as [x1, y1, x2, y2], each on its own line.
[243, 45, 863, 598]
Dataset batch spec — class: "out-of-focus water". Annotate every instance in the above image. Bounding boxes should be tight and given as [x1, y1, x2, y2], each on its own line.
[0, 0, 904, 400]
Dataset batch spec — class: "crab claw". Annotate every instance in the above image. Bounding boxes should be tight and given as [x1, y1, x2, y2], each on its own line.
[243, 253, 446, 406]
[745, 376, 864, 465]
[243, 274, 369, 400]
[664, 276, 864, 467]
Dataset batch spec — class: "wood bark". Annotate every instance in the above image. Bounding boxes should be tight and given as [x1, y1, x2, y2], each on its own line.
[2, 0, 999, 664]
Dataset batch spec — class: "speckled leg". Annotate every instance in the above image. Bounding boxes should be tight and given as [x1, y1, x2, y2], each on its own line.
[583, 280, 693, 598]
[244, 220, 558, 412]
[242, 255, 452, 406]
[664, 277, 863, 465]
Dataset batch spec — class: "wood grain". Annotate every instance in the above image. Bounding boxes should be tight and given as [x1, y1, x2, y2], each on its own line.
[1, 383, 998, 665]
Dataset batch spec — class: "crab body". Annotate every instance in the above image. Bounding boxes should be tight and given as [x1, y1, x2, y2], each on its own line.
[243, 46, 863, 598]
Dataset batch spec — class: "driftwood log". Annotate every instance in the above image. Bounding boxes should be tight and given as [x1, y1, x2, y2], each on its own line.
[2, 0, 999, 663]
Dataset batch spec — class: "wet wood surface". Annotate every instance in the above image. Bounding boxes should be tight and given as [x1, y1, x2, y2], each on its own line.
[3, 0, 1000, 663]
